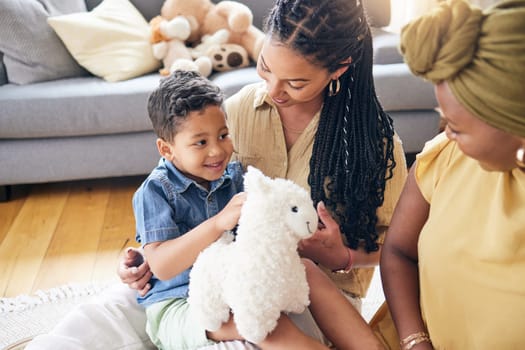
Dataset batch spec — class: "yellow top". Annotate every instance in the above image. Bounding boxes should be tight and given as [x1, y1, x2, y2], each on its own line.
[226, 82, 407, 297]
[416, 132, 525, 349]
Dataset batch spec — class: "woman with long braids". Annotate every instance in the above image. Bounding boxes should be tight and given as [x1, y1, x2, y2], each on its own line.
[113, 0, 406, 348]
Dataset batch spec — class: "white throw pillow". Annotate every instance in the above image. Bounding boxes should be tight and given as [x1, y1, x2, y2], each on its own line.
[47, 0, 160, 82]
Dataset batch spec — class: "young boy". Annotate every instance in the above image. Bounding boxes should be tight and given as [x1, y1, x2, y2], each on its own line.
[134, 70, 246, 349]
[134, 71, 333, 350]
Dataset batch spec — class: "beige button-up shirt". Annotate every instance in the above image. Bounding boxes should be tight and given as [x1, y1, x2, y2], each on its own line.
[226, 82, 407, 297]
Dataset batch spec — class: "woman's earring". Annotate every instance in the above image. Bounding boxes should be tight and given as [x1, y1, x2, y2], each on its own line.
[328, 78, 341, 97]
[516, 147, 525, 169]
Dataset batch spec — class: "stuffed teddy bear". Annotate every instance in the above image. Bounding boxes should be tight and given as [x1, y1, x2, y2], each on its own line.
[160, 0, 265, 63]
[149, 15, 213, 77]
[191, 29, 250, 72]
[188, 166, 317, 343]
[207, 42, 250, 72]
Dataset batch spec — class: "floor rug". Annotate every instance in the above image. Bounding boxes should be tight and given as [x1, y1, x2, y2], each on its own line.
[0, 269, 384, 350]
[0, 282, 111, 350]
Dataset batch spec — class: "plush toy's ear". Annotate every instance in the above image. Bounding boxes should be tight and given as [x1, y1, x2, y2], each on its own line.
[149, 16, 165, 43]
[244, 166, 272, 194]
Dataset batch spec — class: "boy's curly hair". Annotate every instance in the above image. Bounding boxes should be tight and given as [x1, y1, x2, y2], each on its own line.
[148, 70, 224, 142]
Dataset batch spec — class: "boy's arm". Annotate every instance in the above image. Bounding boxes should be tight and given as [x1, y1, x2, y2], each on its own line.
[144, 192, 246, 281]
[380, 164, 431, 343]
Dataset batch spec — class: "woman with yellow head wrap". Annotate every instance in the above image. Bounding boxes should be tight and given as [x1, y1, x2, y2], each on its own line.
[379, 0, 525, 349]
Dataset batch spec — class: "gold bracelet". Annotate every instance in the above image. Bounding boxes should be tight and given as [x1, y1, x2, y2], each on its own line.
[400, 331, 431, 350]
[332, 247, 353, 274]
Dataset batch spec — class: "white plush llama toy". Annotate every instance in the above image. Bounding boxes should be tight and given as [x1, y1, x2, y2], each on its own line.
[188, 166, 318, 343]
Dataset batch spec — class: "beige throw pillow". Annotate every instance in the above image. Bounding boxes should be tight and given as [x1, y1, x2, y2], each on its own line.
[47, 0, 160, 82]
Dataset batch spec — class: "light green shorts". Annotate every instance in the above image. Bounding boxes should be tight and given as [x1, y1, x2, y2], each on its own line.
[145, 298, 333, 349]
[145, 298, 216, 350]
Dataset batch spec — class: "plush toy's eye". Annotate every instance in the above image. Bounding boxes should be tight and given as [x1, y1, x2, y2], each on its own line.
[291, 206, 298, 213]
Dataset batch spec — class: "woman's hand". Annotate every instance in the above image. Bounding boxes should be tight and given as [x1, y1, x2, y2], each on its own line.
[298, 201, 348, 270]
[117, 247, 152, 297]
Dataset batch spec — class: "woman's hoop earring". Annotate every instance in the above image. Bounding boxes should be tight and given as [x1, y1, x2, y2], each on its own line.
[328, 78, 341, 96]
[516, 147, 525, 169]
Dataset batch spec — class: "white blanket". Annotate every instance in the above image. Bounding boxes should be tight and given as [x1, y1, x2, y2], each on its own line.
[25, 283, 325, 350]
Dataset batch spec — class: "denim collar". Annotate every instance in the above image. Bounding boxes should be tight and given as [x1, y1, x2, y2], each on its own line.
[161, 158, 232, 194]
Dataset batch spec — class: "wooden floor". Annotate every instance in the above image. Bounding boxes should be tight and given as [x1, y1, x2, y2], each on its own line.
[0, 176, 145, 298]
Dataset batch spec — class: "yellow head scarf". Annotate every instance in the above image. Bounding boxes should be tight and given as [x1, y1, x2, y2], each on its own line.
[400, 0, 525, 137]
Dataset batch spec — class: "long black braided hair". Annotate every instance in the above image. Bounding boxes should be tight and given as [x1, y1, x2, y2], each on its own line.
[265, 0, 396, 252]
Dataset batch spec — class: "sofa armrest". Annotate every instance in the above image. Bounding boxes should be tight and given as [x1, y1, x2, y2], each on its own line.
[0, 53, 7, 86]
[373, 63, 437, 111]
[373, 64, 441, 154]
[372, 29, 403, 65]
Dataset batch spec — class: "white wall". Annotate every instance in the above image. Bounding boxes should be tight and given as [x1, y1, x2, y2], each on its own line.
[389, 0, 501, 32]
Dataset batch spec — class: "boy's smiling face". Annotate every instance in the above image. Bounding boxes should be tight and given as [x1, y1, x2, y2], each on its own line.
[157, 105, 233, 186]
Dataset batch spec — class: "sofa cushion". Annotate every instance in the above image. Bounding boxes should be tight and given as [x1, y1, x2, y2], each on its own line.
[0, 66, 262, 139]
[48, 0, 160, 82]
[0, 0, 89, 85]
[85, 0, 269, 27]
[209, 67, 262, 98]
[85, 0, 164, 21]
[0, 74, 162, 139]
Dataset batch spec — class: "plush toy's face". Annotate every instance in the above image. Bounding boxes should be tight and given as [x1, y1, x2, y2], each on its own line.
[282, 194, 318, 240]
[243, 166, 318, 240]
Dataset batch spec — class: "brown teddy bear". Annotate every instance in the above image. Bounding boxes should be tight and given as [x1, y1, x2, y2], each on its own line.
[159, 0, 265, 63]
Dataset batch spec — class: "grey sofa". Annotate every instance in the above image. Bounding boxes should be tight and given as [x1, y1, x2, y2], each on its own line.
[0, 0, 439, 201]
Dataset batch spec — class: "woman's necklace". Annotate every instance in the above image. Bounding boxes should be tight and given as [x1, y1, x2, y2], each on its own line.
[281, 120, 306, 134]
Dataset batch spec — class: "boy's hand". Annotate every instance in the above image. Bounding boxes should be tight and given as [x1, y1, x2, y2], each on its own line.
[117, 247, 152, 297]
[214, 192, 247, 233]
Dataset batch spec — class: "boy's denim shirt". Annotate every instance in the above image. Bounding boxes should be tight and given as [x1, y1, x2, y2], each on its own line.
[133, 158, 244, 307]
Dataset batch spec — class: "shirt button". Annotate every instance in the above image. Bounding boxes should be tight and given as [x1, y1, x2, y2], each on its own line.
[207, 197, 212, 202]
